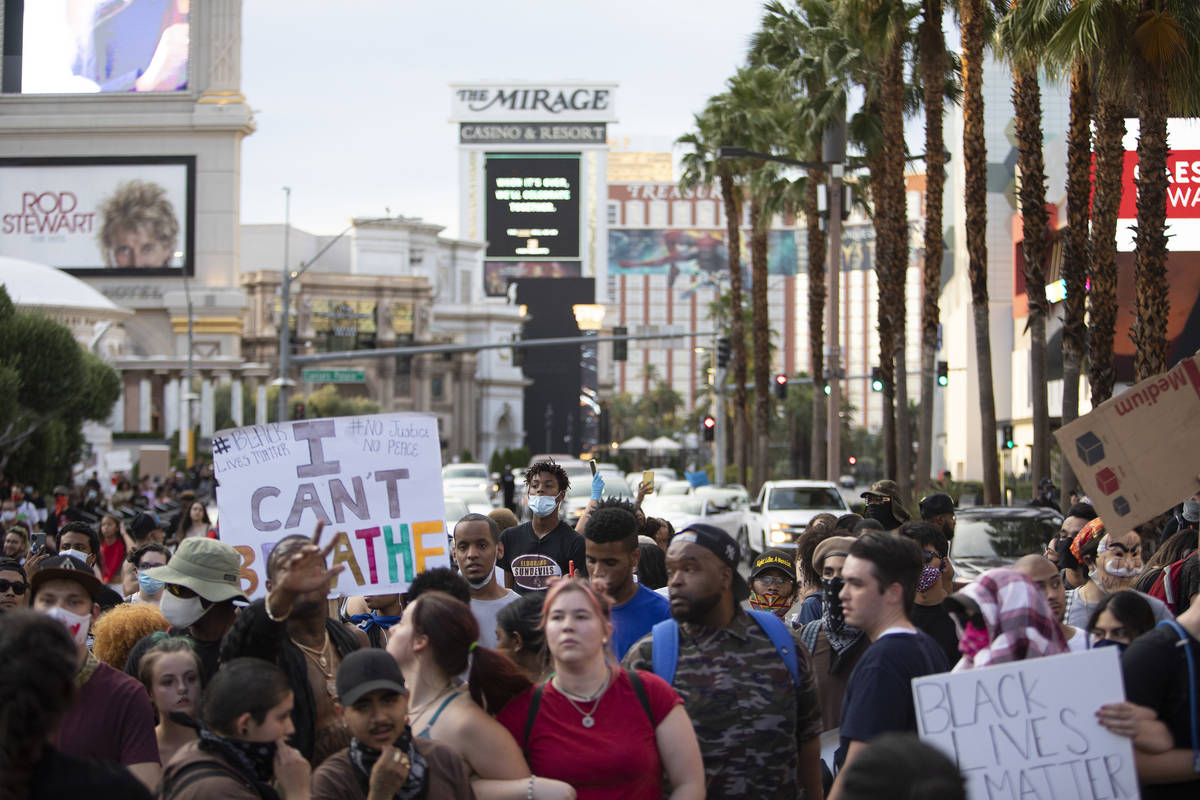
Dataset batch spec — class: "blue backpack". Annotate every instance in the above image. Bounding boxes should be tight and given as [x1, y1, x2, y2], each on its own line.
[651, 610, 801, 687]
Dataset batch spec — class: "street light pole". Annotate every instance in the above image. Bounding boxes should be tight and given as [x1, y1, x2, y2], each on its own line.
[277, 187, 292, 422]
[824, 113, 847, 482]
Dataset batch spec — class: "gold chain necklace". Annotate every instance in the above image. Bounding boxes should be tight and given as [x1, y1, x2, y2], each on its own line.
[291, 631, 336, 698]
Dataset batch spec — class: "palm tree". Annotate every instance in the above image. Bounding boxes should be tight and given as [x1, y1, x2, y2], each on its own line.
[997, 0, 1052, 490]
[960, 0, 1001, 502]
[679, 99, 751, 484]
[915, 0, 951, 497]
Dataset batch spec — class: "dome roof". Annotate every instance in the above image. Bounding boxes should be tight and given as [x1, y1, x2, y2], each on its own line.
[0, 256, 130, 318]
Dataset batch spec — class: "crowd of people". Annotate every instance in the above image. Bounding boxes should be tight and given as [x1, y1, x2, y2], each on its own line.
[1, 462, 1198, 799]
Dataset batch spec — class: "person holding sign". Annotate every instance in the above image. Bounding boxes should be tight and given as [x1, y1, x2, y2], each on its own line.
[498, 461, 588, 595]
[829, 532, 950, 798]
[220, 526, 363, 767]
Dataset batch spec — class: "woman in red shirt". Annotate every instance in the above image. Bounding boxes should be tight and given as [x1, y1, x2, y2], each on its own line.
[497, 579, 705, 800]
[98, 514, 128, 586]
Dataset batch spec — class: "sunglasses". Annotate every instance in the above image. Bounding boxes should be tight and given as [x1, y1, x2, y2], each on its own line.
[165, 583, 212, 608]
[0, 579, 28, 595]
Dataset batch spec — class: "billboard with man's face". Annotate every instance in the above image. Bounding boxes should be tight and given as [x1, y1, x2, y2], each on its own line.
[0, 156, 195, 276]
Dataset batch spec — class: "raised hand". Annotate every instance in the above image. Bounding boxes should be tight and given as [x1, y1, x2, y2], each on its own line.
[267, 522, 344, 619]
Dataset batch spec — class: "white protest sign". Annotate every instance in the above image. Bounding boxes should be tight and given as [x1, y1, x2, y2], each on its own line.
[212, 413, 448, 599]
[1054, 351, 1200, 529]
[912, 648, 1138, 800]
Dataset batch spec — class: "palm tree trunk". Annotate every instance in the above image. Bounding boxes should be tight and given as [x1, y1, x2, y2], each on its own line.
[750, 196, 771, 491]
[1061, 58, 1091, 498]
[1013, 64, 1051, 488]
[1131, 13, 1171, 381]
[719, 168, 749, 484]
[1088, 89, 1124, 404]
[916, 0, 946, 498]
[806, 166, 828, 480]
[871, 156, 898, 481]
[962, 0, 1000, 503]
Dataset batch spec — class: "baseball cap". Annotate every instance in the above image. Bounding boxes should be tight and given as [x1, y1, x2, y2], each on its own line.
[128, 512, 161, 541]
[673, 523, 750, 600]
[813, 536, 857, 573]
[144, 538, 247, 603]
[919, 493, 956, 518]
[860, 480, 911, 521]
[750, 549, 795, 581]
[30, 553, 104, 600]
[336, 648, 408, 706]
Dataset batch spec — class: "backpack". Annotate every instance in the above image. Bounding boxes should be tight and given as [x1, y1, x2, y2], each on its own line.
[651, 609, 801, 687]
[1147, 558, 1190, 615]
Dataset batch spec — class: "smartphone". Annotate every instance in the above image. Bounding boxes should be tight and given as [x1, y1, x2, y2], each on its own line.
[31, 531, 46, 551]
[590, 460, 598, 477]
[643, 470, 654, 488]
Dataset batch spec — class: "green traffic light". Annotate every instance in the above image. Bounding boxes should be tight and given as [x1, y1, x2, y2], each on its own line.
[823, 384, 831, 396]
[937, 375, 948, 387]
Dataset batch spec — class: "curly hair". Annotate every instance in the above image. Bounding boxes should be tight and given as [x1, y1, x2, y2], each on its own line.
[523, 459, 570, 494]
[0, 611, 79, 799]
[58, 520, 99, 556]
[97, 180, 179, 267]
[92, 602, 170, 670]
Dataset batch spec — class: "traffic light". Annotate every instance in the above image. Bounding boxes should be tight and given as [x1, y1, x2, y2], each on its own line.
[848, 456, 857, 466]
[871, 367, 883, 392]
[702, 415, 716, 442]
[937, 360, 949, 387]
[716, 336, 731, 369]
[774, 373, 788, 400]
[823, 383, 831, 396]
[613, 326, 628, 362]
[293, 402, 306, 420]
[1002, 424, 1015, 450]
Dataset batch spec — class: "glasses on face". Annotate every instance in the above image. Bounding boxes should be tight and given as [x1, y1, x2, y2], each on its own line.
[165, 583, 212, 609]
[753, 575, 795, 589]
[0, 579, 27, 594]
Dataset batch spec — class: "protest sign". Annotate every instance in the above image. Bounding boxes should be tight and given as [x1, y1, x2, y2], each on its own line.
[1055, 351, 1200, 528]
[913, 648, 1138, 800]
[212, 413, 448, 599]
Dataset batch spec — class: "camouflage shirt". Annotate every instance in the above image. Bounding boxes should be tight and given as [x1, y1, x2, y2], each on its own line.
[622, 608, 823, 799]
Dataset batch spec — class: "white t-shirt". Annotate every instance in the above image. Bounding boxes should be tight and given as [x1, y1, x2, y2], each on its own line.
[471, 590, 520, 649]
[1064, 625, 1090, 652]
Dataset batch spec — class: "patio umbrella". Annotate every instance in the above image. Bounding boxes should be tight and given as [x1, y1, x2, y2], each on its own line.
[620, 436, 652, 450]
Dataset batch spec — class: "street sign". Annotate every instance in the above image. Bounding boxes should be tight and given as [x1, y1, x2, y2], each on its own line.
[301, 368, 366, 383]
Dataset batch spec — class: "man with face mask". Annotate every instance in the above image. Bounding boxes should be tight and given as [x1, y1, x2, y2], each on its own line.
[30, 553, 161, 791]
[746, 549, 799, 619]
[137, 537, 248, 682]
[797, 535, 868, 733]
[898, 521, 960, 667]
[497, 459, 588, 594]
[859, 480, 910, 531]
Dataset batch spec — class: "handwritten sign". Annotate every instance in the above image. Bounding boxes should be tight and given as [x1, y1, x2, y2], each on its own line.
[1055, 351, 1200, 528]
[212, 413, 448, 599]
[912, 649, 1138, 800]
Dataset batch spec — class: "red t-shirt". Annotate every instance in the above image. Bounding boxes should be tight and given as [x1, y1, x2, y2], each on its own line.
[497, 668, 681, 800]
[99, 538, 126, 584]
[55, 660, 160, 766]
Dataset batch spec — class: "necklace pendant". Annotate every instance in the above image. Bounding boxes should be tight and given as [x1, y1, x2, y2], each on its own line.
[318, 654, 328, 669]
[581, 715, 595, 728]
[327, 679, 337, 698]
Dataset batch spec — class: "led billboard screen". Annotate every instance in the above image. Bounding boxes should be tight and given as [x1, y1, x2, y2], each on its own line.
[0, 156, 195, 276]
[5, 0, 190, 93]
[485, 153, 580, 260]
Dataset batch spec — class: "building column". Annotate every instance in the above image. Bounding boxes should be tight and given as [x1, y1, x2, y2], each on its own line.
[111, 377, 125, 433]
[200, 378, 216, 438]
[256, 382, 268, 425]
[231, 377, 244, 427]
[138, 375, 152, 433]
[164, 377, 180, 438]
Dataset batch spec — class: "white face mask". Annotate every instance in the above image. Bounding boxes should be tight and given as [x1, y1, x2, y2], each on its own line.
[44, 605, 92, 646]
[160, 590, 207, 629]
[528, 494, 560, 518]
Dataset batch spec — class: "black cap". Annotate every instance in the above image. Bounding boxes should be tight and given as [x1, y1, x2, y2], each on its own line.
[673, 523, 750, 600]
[128, 512, 161, 541]
[750, 549, 795, 581]
[336, 649, 408, 706]
[919, 493, 956, 518]
[29, 553, 104, 600]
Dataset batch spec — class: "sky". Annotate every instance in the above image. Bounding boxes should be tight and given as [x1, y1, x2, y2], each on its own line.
[239, 1, 766, 239]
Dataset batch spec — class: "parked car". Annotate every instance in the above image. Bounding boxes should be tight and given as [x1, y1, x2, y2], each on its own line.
[562, 475, 634, 528]
[642, 494, 750, 557]
[746, 480, 848, 557]
[948, 505, 1063, 581]
[444, 487, 494, 515]
[442, 463, 493, 500]
[656, 480, 694, 497]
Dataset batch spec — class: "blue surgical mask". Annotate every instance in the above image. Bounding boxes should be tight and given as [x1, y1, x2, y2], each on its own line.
[528, 495, 559, 518]
[138, 573, 165, 595]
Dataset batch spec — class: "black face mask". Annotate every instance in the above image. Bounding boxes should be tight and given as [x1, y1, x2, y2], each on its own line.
[863, 502, 900, 529]
[1092, 638, 1127, 655]
[822, 576, 847, 634]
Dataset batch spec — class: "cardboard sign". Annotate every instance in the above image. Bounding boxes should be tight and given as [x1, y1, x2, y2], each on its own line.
[212, 413, 448, 599]
[913, 649, 1138, 800]
[1055, 352, 1200, 528]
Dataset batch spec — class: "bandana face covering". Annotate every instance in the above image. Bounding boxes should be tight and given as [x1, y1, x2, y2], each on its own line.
[349, 725, 429, 800]
[917, 565, 943, 593]
[749, 590, 792, 618]
[822, 577, 848, 635]
[958, 619, 990, 659]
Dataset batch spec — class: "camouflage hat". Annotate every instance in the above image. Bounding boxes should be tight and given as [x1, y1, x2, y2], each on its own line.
[860, 480, 911, 521]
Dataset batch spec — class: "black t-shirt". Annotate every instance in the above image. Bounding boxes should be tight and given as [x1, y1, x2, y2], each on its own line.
[837, 630, 951, 768]
[1122, 623, 1200, 800]
[910, 602, 961, 668]
[497, 521, 588, 594]
[31, 746, 153, 800]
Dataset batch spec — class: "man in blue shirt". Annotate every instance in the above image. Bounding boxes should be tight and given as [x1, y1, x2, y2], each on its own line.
[830, 531, 951, 798]
[584, 504, 670, 659]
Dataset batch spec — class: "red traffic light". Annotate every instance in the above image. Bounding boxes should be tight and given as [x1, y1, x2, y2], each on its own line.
[702, 416, 716, 429]
[848, 456, 857, 465]
[774, 373, 787, 385]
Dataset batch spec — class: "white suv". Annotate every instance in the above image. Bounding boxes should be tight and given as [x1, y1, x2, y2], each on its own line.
[746, 480, 848, 558]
